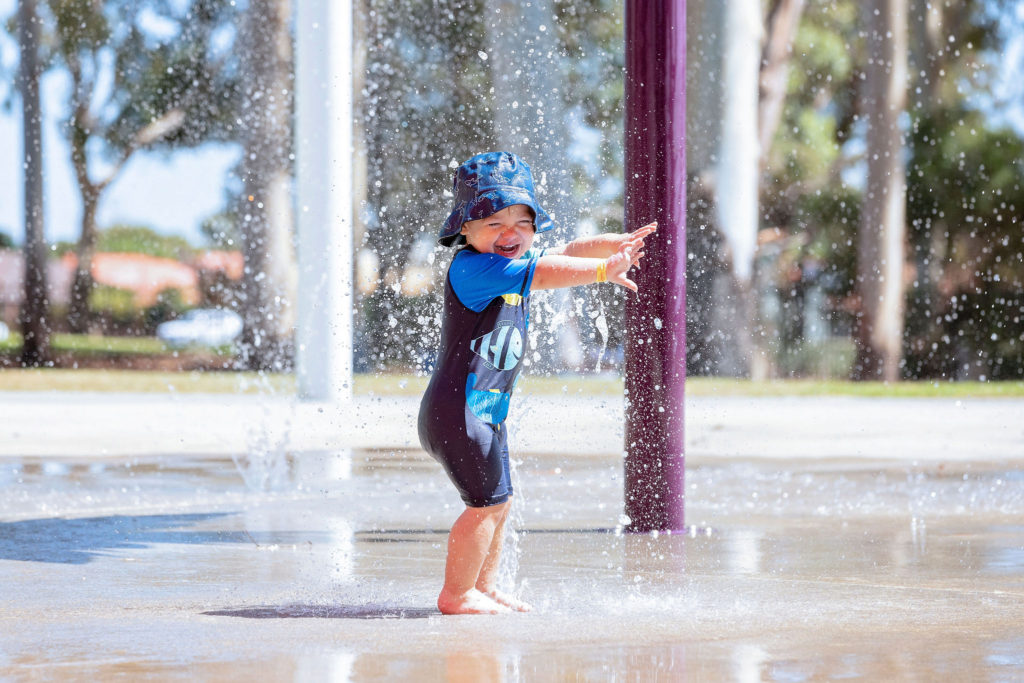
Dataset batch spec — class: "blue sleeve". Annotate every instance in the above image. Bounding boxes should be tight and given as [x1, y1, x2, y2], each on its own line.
[449, 250, 539, 312]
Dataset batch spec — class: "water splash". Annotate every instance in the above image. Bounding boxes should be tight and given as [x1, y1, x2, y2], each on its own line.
[234, 380, 295, 492]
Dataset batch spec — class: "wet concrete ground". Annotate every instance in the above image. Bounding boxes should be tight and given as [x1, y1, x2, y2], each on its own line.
[2, 446, 1023, 681]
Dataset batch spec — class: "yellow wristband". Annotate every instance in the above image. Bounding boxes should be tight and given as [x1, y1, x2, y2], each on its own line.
[595, 260, 607, 283]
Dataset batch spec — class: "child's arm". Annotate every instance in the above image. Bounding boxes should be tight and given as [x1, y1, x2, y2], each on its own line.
[544, 222, 657, 258]
[533, 222, 657, 293]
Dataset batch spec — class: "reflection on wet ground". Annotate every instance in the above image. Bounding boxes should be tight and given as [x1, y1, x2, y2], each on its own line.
[1, 449, 1022, 681]
[203, 604, 437, 619]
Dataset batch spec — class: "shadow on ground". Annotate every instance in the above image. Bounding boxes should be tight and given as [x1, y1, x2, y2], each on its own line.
[0, 513, 242, 564]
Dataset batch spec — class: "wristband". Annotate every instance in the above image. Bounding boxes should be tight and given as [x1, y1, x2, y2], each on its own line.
[595, 260, 607, 283]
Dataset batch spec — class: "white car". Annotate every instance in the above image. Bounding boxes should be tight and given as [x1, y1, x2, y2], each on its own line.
[0, 321, 8, 342]
[157, 308, 244, 348]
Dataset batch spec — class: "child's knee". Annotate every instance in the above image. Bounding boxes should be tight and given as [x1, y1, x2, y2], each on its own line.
[467, 499, 510, 517]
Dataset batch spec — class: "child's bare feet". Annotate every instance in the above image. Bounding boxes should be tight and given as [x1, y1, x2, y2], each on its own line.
[437, 588, 512, 615]
[482, 588, 533, 612]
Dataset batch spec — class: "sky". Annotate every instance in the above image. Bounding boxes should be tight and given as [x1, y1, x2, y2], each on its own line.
[0, 0, 238, 247]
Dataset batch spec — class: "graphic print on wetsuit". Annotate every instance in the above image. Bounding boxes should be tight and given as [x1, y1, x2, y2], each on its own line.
[464, 295, 528, 424]
[470, 319, 524, 372]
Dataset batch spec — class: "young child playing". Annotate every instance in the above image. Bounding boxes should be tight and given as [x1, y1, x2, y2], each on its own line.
[418, 151, 656, 615]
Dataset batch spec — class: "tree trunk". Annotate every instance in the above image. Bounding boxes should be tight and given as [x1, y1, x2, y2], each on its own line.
[685, 1, 737, 376]
[853, 0, 908, 381]
[718, 0, 764, 377]
[758, 0, 807, 169]
[18, 0, 50, 365]
[67, 191, 99, 333]
[64, 52, 101, 334]
[686, 0, 768, 378]
[718, 0, 761, 286]
[238, 0, 298, 371]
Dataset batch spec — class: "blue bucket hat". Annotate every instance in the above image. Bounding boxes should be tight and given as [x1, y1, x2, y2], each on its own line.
[439, 151, 554, 246]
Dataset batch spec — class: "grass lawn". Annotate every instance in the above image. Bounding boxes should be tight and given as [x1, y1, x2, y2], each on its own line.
[0, 367, 1022, 398]
[2, 333, 1021, 397]
[0, 368, 295, 394]
[0, 332, 231, 357]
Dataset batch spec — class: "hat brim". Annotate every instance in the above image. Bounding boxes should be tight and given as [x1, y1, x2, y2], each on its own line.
[439, 190, 553, 246]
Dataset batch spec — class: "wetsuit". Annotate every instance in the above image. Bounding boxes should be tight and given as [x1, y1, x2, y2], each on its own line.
[418, 246, 542, 507]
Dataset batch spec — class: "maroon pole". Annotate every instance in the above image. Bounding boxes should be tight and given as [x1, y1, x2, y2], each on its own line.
[623, 0, 687, 532]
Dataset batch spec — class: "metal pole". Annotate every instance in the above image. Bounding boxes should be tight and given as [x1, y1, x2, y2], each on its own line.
[623, 0, 687, 532]
[295, 0, 354, 402]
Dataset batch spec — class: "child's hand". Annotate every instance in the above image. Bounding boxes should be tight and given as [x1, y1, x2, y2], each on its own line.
[604, 221, 656, 292]
[605, 243, 642, 292]
[625, 221, 658, 253]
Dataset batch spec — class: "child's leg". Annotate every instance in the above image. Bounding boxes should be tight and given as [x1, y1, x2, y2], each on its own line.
[474, 499, 511, 593]
[474, 498, 533, 612]
[438, 501, 512, 615]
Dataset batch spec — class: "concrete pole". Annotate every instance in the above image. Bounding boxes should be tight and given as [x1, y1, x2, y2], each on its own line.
[623, 0, 687, 532]
[294, 0, 354, 401]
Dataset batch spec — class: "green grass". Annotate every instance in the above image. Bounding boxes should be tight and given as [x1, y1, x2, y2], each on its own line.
[679, 377, 1024, 398]
[522, 375, 1024, 398]
[50, 333, 170, 354]
[2, 333, 1021, 397]
[0, 368, 295, 394]
[1, 368, 1022, 398]
[0, 331, 231, 356]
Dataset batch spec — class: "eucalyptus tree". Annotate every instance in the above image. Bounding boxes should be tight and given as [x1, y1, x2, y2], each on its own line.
[852, 0, 909, 381]
[685, 0, 808, 377]
[759, 0, 1017, 380]
[17, 0, 50, 365]
[236, 0, 296, 371]
[903, 0, 1019, 379]
[22, 0, 242, 332]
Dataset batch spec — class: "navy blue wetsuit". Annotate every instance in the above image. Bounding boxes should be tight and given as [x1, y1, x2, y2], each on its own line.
[418, 246, 542, 507]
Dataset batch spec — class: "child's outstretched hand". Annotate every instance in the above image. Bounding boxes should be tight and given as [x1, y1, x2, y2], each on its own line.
[625, 221, 658, 253]
[605, 221, 657, 292]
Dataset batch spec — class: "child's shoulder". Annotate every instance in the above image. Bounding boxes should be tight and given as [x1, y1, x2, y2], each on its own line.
[449, 248, 540, 277]
[450, 247, 502, 269]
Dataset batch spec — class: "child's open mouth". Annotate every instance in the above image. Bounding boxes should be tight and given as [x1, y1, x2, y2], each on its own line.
[495, 243, 519, 257]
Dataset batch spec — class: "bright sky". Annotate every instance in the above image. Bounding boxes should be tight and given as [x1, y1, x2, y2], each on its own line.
[0, 0, 238, 247]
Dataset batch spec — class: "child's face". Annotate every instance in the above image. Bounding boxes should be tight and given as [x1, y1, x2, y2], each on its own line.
[460, 204, 537, 259]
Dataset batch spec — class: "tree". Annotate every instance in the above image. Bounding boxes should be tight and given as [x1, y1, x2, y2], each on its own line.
[852, 0, 909, 381]
[685, 0, 808, 377]
[17, 0, 50, 366]
[903, 0, 1012, 379]
[904, 108, 1024, 380]
[96, 224, 195, 258]
[759, 0, 807, 169]
[236, 0, 296, 371]
[26, 0, 241, 332]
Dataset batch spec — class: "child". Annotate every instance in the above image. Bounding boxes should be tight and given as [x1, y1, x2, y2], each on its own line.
[418, 151, 656, 615]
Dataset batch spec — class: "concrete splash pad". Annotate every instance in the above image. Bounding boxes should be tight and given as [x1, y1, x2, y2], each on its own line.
[2, 448, 1023, 680]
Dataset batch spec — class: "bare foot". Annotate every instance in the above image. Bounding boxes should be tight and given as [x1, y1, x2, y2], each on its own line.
[481, 588, 533, 612]
[437, 588, 512, 615]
